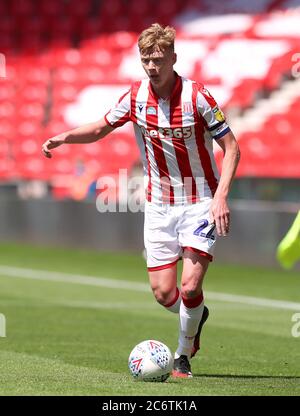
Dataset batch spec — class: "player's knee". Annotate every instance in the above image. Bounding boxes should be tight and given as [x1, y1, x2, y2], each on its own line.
[151, 286, 173, 306]
[181, 276, 203, 299]
[181, 287, 199, 299]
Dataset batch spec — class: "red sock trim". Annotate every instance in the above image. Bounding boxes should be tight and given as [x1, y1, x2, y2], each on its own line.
[182, 291, 204, 308]
[164, 287, 180, 308]
[147, 259, 179, 272]
[183, 246, 213, 262]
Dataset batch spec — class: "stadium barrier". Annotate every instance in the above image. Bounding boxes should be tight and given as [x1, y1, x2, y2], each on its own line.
[0, 198, 299, 269]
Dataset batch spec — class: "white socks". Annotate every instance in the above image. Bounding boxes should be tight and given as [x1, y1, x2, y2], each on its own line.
[175, 299, 204, 358]
[163, 288, 205, 359]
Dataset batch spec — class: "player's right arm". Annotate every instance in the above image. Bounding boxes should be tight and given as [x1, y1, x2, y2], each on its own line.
[42, 117, 114, 159]
[42, 87, 132, 158]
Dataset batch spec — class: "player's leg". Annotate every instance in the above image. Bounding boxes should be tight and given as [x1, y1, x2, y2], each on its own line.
[144, 202, 182, 313]
[173, 200, 216, 377]
[148, 262, 181, 313]
[173, 249, 210, 377]
[178, 249, 210, 355]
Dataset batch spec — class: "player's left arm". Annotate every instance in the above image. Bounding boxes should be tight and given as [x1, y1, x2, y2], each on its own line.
[211, 130, 240, 237]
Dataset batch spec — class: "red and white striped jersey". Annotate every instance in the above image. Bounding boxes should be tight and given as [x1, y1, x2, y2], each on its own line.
[104, 73, 231, 204]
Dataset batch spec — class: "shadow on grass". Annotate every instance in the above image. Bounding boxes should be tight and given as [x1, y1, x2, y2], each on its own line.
[193, 374, 300, 380]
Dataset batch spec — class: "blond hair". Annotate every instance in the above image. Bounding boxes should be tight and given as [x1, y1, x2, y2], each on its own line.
[138, 23, 176, 55]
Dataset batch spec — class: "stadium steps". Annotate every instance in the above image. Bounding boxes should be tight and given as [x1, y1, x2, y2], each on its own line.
[230, 76, 300, 135]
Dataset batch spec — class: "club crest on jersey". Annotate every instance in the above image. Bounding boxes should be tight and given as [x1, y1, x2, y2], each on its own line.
[183, 102, 193, 114]
[146, 106, 157, 115]
[138, 104, 144, 113]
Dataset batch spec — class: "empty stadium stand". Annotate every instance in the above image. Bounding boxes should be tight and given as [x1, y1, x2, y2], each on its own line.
[0, 0, 299, 198]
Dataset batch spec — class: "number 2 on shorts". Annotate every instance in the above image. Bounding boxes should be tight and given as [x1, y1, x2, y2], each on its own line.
[193, 219, 216, 240]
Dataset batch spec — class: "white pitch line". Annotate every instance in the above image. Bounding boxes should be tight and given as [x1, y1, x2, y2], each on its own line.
[205, 291, 300, 311]
[0, 265, 299, 311]
[0, 265, 149, 292]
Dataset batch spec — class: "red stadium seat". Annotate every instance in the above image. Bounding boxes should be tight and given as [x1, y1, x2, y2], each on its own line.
[0, 120, 16, 141]
[19, 84, 48, 104]
[18, 65, 50, 85]
[78, 66, 106, 83]
[0, 157, 16, 180]
[52, 84, 79, 103]
[64, 1, 92, 18]
[16, 120, 42, 139]
[292, 98, 300, 110]
[228, 119, 300, 178]
[107, 31, 137, 51]
[17, 102, 45, 122]
[0, 102, 15, 119]
[106, 16, 132, 33]
[18, 17, 47, 37]
[48, 156, 75, 174]
[230, 79, 264, 109]
[0, 32, 17, 53]
[0, 1, 8, 16]
[54, 66, 79, 84]
[44, 120, 72, 138]
[19, 35, 48, 54]
[16, 155, 47, 180]
[49, 16, 77, 38]
[81, 142, 103, 157]
[52, 48, 82, 67]
[127, 0, 152, 17]
[99, 0, 124, 18]
[10, 0, 35, 16]
[263, 50, 297, 90]
[38, 0, 65, 17]
[47, 37, 73, 53]
[79, 48, 115, 67]
[0, 85, 16, 102]
[0, 16, 15, 33]
[14, 137, 40, 158]
[79, 18, 103, 39]
[156, 0, 181, 16]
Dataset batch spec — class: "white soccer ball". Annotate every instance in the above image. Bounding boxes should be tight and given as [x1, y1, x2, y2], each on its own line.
[128, 340, 174, 382]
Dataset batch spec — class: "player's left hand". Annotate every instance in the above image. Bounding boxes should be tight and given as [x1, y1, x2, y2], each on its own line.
[209, 196, 230, 237]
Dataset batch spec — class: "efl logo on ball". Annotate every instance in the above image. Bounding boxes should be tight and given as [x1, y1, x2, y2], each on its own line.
[128, 340, 173, 382]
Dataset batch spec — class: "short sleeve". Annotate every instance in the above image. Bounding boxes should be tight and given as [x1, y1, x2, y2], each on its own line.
[104, 89, 131, 128]
[196, 85, 230, 140]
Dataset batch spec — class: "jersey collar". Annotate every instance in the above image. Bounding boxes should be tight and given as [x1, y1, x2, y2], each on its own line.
[148, 72, 182, 103]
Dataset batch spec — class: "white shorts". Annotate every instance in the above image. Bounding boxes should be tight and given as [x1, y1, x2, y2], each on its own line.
[144, 198, 217, 270]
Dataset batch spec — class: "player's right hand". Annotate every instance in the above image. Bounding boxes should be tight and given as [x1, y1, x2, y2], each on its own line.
[42, 135, 65, 158]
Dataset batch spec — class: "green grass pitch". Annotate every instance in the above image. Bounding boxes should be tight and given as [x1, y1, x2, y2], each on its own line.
[0, 242, 299, 396]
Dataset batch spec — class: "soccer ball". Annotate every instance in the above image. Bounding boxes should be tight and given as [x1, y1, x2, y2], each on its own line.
[128, 340, 173, 382]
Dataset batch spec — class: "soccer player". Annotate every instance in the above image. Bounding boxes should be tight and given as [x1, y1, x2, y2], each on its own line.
[42, 23, 240, 378]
